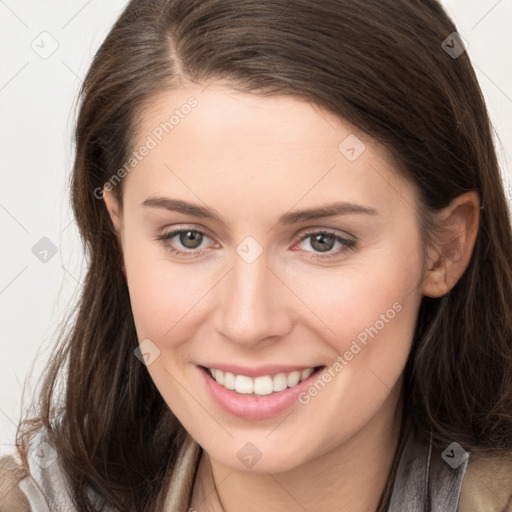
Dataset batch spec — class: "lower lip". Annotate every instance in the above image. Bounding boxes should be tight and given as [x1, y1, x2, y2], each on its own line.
[199, 366, 324, 420]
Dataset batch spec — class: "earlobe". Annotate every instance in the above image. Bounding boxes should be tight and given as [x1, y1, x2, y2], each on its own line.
[422, 191, 480, 298]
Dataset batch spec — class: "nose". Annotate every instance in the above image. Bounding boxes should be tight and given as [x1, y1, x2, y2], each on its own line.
[213, 248, 293, 347]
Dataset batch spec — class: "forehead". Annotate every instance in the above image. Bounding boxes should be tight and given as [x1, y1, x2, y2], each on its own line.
[135, 83, 374, 154]
[123, 83, 417, 218]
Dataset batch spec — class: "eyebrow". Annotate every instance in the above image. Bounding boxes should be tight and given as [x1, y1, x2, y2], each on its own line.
[142, 197, 378, 225]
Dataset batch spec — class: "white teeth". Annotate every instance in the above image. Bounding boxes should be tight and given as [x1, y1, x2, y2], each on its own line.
[272, 373, 288, 392]
[213, 369, 224, 385]
[235, 375, 253, 394]
[254, 376, 274, 395]
[208, 366, 318, 395]
[301, 368, 314, 381]
[286, 371, 301, 387]
[223, 372, 235, 390]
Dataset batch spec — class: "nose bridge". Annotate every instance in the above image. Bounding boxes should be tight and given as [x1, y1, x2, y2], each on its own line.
[214, 246, 291, 345]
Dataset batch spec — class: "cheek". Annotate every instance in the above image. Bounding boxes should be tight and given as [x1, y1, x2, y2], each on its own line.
[119, 226, 178, 338]
[124, 248, 210, 342]
[288, 243, 423, 355]
[287, 253, 422, 443]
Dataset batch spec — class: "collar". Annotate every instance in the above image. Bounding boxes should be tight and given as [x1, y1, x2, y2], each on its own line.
[388, 430, 468, 511]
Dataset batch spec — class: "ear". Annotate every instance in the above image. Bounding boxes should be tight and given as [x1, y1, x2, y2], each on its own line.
[102, 188, 126, 278]
[422, 191, 480, 298]
[103, 188, 122, 234]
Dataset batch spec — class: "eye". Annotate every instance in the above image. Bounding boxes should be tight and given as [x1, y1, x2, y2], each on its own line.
[156, 228, 214, 256]
[156, 227, 356, 260]
[294, 230, 356, 260]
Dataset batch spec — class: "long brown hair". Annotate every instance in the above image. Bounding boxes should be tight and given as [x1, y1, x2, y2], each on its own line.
[17, 1, 512, 511]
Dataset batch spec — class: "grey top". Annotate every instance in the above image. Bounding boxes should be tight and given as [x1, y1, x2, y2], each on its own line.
[18, 427, 469, 511]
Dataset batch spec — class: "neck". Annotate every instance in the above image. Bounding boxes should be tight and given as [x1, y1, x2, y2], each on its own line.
[190, 388, 403, 512]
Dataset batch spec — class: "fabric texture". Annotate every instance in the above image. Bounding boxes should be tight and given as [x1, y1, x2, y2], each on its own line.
[1, 426, 511, 511]
[0, 454, 31, 512]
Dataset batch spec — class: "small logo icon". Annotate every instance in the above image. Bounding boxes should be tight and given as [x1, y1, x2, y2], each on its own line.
[30, 31, 59, 59]
[338, 134, 366, 161]
[134, 338, 161, 366]
[237, 442, 262, 468]
[32, 237, 58, 263]
[32, 441, 58, 469]
[441, 32, 468, 59]
[441, 441, 469, 469]
[236, 236, 263, 264]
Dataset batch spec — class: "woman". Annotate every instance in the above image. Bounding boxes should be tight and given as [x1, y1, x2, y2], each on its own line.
[2, 0, 512, 511]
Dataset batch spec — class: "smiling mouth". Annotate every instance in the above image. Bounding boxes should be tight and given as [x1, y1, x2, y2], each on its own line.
[200, 365, 325, 396]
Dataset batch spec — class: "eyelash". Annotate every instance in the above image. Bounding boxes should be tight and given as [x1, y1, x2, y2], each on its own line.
[155, 227, 357, 261]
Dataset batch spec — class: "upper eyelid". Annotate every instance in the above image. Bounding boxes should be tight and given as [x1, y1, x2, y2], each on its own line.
[295, 226, 355, 241]
[158, 224, 353, 238]
[158, 225, 215, 243]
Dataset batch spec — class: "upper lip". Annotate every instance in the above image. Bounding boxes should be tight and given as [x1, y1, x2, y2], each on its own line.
[199, 363, 323, 378]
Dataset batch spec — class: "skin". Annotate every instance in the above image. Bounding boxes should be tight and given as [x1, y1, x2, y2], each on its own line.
[103, 82, 479, 512]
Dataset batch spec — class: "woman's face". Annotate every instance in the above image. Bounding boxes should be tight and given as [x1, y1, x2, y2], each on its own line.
[105, 82, 428, 473]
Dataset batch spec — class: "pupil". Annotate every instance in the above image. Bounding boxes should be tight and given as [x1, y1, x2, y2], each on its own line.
[181, 231, 202, 248]
[312, 233, 334, 252]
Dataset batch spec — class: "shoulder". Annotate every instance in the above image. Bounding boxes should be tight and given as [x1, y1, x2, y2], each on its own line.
[1, 428, 78, 512]
[3, 427, 201, 512]
[0, 454, 31, 512]
[459, 451, 512, 512]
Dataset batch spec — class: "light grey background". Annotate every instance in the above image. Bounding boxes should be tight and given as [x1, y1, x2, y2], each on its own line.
[1, 0, 511, 456]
